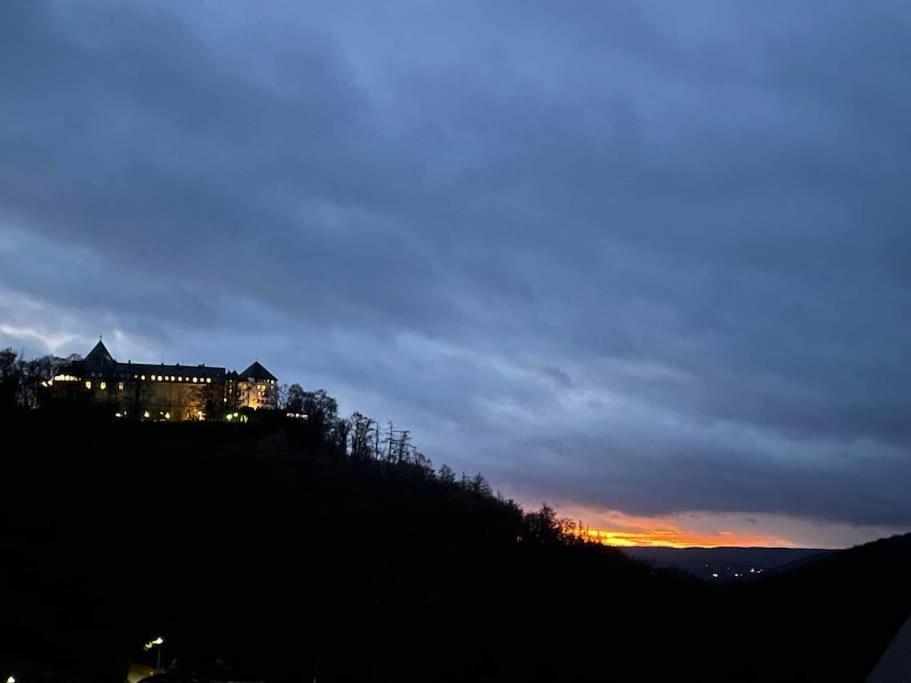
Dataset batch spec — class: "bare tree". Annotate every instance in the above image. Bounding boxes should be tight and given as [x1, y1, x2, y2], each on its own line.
[348, 411, 377, 461]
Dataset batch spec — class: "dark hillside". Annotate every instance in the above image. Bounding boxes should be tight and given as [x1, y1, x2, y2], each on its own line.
[1, 411, 909, 682]
[0, 412, 703, 682]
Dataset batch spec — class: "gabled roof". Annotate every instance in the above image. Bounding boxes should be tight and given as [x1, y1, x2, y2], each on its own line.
[238, 361, 277, 382]
[84, 340, 116, 365]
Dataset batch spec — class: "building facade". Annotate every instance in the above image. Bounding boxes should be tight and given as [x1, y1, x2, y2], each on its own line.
[47, 340, 277, 421]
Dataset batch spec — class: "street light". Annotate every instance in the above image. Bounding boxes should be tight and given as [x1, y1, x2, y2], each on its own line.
[144, 636, 165, 669]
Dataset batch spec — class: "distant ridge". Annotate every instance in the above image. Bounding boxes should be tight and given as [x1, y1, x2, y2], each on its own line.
[623, 545, 832, 580]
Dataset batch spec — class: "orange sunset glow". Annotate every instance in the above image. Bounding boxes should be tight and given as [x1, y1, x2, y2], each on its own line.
[557, 507, 796, 548]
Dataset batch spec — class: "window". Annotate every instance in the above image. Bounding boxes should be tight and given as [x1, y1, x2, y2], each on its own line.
[157, 375, 163, 381]
[118, 382, 124, 391]
[141, 375, 146, 381]
[206, 378, 212, 384]
[99, 381, 107, 390]
[85, 380, 92, 390]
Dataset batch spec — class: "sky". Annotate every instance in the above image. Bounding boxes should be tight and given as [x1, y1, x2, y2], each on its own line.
[3, 1, 911, 548]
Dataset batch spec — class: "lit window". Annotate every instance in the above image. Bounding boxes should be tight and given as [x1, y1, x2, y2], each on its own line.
[170, 376, 175, 381]
[150, 375, 156, 381]
[85, 380, 92, 390]
[99, 381, 107, 390]
[206, 378, 212, 384]
[178, 376, 183, 382]
[164, 412, 170, 420]
[157, 375, 163, 381]
[192, 377, 197, 383]
[118, 382, 124, 390]
[143, 411, 150, 418]
[141, 375, 146, 381]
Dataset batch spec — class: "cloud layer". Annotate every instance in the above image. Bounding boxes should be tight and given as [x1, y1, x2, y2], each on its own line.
[3, 1, 911, 543]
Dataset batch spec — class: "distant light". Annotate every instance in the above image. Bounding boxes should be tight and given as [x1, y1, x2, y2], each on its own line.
[143, 411, 150, 419]
[206, 378, 212, 384]
[711, 573, 719, 579]
[115, 412, 122, 418]
[170, 376, 175, 381]
[178, 376, 183, 382]
[8, 675, 16, 683]
[157, 375, 163, 381]
[141, 375, 146, 380]
[100, 381, 107, 390]
[192, 377, 198, 383]
[164, 412, 170, 420]
[85, 380, 92, 390]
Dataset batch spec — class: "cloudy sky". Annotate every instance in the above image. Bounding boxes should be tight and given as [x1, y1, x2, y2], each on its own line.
[3, 1, 911, 547]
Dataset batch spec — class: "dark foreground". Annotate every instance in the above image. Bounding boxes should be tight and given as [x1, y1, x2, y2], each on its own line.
[1, 412, 910, 682]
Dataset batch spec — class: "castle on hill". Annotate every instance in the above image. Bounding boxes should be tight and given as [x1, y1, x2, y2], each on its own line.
[47, 339, 277, 421]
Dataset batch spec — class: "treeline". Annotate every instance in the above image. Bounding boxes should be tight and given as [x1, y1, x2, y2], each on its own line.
[0, 347, 582, 541]
[0, 348, 57, 410]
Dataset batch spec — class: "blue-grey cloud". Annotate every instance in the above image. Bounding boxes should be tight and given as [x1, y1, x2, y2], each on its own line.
[3, 0, 911, 538]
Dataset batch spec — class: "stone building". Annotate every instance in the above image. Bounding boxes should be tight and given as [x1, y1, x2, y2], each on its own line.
[47, 340, 277, 421]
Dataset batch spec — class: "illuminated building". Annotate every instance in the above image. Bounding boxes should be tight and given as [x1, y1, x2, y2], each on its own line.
[47, 340, 277, 421]
[230, 361, 278, 411]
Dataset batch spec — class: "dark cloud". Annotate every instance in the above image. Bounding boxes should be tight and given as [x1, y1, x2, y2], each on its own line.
[3, 0, 911, 538]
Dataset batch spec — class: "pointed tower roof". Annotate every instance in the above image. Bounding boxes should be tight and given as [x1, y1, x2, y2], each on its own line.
[238, 361, 277, 382]
[84, 339, 116, 365]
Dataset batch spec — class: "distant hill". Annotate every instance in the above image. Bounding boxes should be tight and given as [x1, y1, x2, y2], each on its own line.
[624, 545, 832, 581]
